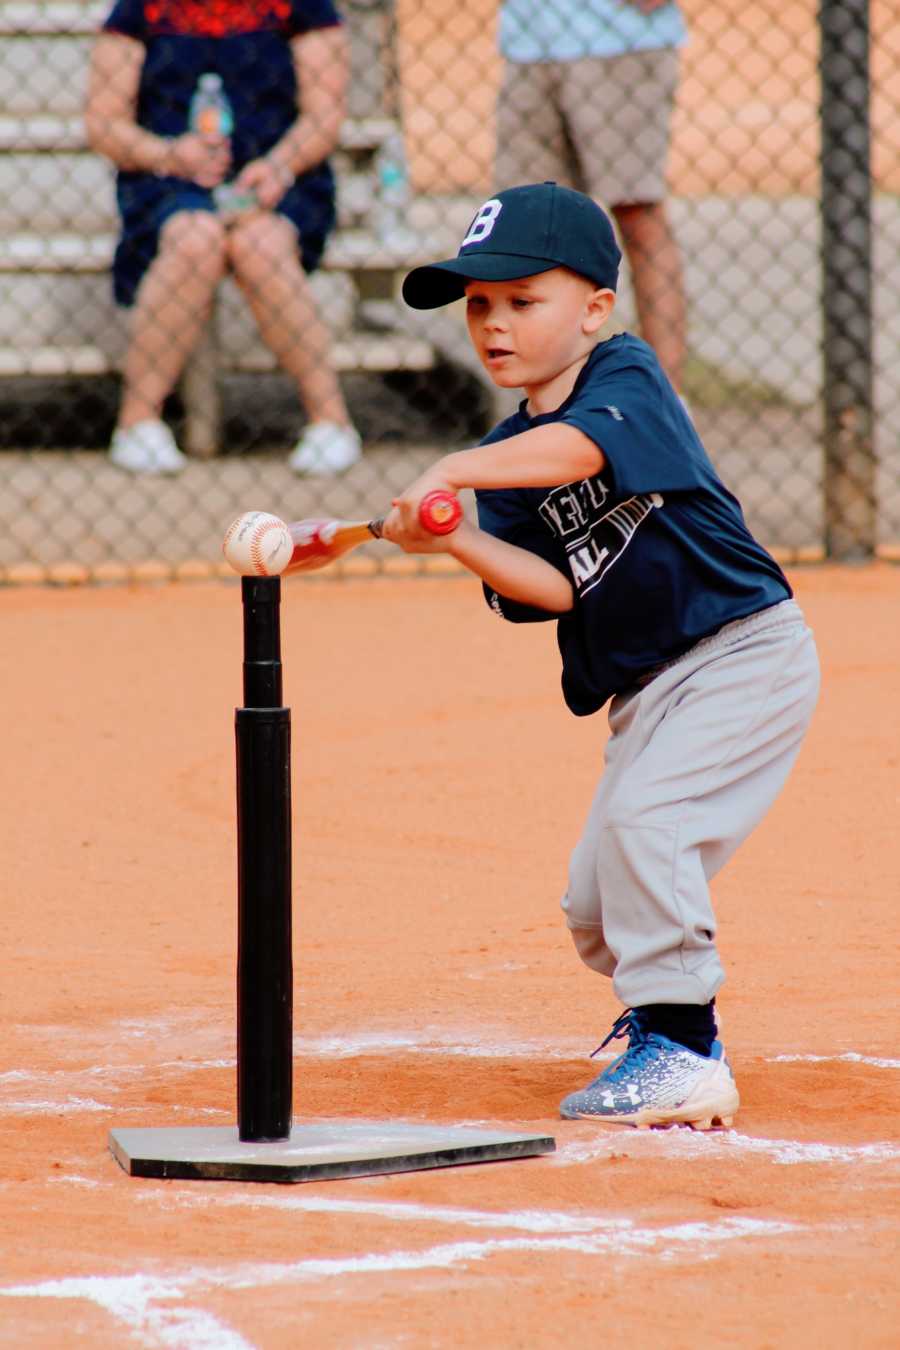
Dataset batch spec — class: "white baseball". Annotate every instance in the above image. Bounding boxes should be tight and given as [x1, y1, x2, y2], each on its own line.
[223, 511, 293, 576]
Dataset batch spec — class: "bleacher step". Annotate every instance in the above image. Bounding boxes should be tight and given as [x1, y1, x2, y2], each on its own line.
[0, 114, 403, 153]
[0, 269, 356, 347]
[0, 2, 106, 35]
[0, 230, 435, 272]
[0, 332, 435, 378]
[0, 155, 378, 232]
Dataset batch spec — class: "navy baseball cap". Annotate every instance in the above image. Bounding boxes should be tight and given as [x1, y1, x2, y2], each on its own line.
[402, 182, 621, 310]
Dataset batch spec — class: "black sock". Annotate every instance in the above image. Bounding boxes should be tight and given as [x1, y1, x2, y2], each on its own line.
[635, 1000, 717, 1056]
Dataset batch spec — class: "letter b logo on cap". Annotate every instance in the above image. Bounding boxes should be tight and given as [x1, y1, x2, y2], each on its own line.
[461, 199, 502, 248]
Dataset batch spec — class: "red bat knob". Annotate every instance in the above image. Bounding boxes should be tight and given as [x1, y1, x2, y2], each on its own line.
[419, 490, 462, 535]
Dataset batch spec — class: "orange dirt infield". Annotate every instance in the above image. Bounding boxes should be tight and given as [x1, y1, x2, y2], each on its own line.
[1, 565, 898, 1348]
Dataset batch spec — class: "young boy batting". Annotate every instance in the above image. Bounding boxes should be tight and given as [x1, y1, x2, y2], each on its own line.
[382, 183, 820, 1129]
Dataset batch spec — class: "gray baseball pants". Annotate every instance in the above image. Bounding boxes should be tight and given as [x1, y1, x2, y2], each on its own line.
[562, 600, 820, 1007]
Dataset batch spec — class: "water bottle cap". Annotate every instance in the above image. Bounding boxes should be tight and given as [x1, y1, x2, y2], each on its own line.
[199, 73, 222, 90]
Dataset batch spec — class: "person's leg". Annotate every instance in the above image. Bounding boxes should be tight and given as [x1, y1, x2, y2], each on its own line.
[226, 211, 351, 427]
[227, 210, 360, 473]
[562, 50, 688, 391]
[118, 211, 227, 429]
[560, 603, 818, 1126]
[611, 201, 686, 393]
[494, 60, 572, 191]
[562, 693, 636, 982]
[564, 604, 820, 1007]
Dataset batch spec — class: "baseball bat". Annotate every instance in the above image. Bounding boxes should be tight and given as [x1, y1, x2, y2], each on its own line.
[284, 489, 462, 574]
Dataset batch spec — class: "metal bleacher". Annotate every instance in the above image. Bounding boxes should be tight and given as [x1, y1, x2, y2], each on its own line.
[0, 0, 440, 455]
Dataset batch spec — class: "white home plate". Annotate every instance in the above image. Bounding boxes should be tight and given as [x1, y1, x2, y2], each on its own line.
[109, 1122, 556, 1183]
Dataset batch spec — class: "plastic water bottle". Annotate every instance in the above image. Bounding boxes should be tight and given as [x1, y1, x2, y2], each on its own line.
[189, 73, 233, 138]
[189, 73, 256, 215]
[373, 129, 411, 244]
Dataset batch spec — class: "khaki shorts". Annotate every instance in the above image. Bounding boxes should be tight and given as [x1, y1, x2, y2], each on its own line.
[495, 50, 679, 207]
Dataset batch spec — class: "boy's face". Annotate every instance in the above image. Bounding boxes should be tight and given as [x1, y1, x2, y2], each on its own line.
[463, 268, 614, 399]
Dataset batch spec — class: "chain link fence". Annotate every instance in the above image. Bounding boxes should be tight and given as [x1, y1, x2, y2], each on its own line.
[0, 0, 897, 582]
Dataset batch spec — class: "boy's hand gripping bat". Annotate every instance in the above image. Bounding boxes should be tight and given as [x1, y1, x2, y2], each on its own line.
[284, 489, 462, 574]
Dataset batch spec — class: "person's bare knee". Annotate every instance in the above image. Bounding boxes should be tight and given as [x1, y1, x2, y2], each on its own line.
[227, 213, 301, 284]
[158, 211, 228, 279]
[123, 212, 226, 414]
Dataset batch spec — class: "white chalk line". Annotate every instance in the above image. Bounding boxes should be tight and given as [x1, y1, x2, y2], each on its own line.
[141, 1188, 636, 1236]
[0, 1067, 143, 1085]
[553, 1130, 900, 1167]
[25, 1010, 900, 1069]
[0, 1215, 803, 1350]
[292, 1031, 593, 1060]
[0, 1273, 252, 1350]
[0, 1061, 233, 1117]
[770, 1052, 900, 1071]
[13, 1021, 900, 1070]
[0, 1097, 112, 1115]
[0, 1030, 590, 1115]
[292, 1038, 898, 1069]
[0, 1090, 230, 1118]
[3, 1028, 895, 1118]
[0, 1060, 233, 1088]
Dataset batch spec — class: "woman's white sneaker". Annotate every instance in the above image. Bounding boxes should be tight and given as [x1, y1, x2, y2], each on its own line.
[288, 422, 362, 476]
[109, 419, 187, 475]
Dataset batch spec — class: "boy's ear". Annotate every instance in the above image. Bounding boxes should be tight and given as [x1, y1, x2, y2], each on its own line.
[584, 288, 616, 334]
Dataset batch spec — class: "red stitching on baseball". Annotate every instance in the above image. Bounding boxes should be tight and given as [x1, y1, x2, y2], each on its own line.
[250, 519, 284, 575]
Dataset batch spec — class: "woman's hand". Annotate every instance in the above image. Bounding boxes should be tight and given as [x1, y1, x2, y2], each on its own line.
[166, 132, 231, 187]
[235, 157, 294, 210]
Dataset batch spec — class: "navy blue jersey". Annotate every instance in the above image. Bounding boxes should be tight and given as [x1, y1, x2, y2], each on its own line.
[475, 334, 791, 716]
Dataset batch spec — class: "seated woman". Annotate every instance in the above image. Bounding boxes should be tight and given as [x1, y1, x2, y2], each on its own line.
[86, 0, 361, 476]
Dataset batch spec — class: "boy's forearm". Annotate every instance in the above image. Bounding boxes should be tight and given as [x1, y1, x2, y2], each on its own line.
[449, 523, 573, 613]
[439, 423, 603, 492]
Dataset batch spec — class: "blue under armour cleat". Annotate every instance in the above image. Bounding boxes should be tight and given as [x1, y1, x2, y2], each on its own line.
[560, 1010, 739, 1129]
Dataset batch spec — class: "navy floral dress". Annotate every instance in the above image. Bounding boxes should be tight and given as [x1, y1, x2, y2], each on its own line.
[101, 0, 343, 305]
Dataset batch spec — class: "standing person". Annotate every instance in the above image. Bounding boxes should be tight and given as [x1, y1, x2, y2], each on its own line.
[495, 0, 688, 394]
[86, 0, 362, 476]
[381, 184, 819, 1127]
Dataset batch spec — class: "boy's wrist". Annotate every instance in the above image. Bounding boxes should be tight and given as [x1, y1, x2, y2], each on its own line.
[446, 518, 475, 556]
[437, 451, 470, 492]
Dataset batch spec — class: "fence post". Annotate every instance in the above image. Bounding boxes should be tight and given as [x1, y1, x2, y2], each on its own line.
[819, 0, 876, 559]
